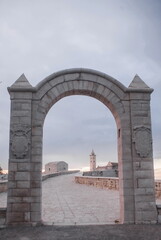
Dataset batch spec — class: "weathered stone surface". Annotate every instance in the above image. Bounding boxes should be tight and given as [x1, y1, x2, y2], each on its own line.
[15, 172, 30, 181]
[9, 74, 33, 89]
[128, 74, 150, 89]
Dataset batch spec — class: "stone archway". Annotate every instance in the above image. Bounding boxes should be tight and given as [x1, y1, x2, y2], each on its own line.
[7, 68, 157, 225]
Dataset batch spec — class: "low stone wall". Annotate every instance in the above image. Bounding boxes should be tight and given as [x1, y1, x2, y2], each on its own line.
[0, 171, 79, 193]
[83, 170, 118, 177]
[42, 170, 80, 181]
[75, 176, 161, 198]
[155, 181, 161, 198]
[0, 181, 7, 193]
[156, 204, 161, 223]
[0, 208, 6, 226]
[75, 176, 119, 190]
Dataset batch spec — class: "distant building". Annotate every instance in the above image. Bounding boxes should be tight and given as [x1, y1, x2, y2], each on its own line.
[96, 161, 118, 171]
[45, 161, 68, 174]
[87, 150, 118, 177]
[90, 150, 96, 171]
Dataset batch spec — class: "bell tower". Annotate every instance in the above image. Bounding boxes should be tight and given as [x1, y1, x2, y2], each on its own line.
[90, 150, 96, 171]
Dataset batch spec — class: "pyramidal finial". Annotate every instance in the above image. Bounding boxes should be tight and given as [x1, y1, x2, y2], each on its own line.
[10, 74, 33, 88]
[128, 74, 150, 89]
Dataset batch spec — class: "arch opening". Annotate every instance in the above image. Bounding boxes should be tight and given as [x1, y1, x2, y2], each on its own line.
[42, 95, 119, 225]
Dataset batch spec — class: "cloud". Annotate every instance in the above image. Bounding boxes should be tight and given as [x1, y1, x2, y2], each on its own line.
[0, 0, 161, 169]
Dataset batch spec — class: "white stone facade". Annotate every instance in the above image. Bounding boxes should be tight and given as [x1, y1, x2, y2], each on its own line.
[7, 68, 157, 225]
[45, 161, 68, 174]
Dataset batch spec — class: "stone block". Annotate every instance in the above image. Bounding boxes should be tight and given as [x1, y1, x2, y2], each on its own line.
[47, 87, 60, 99]
[97, 76, 112, 89]
[31, 181, 41, 188]
[24, 212, 30, 222]
[31, 155, 42, 163]
[64, 73, 79, 81]
[10, 158, 30, 163]
[30, 163, 42, 172]
[73, 80, 79, 90]
[7, 212, 24, 222]
[22, 196, 41, 203]
[120, 179, 134, 188]
[123, 196, 135, 211]
[135, 188, 146, 196]
[17, 163, 30, 171]
[135, 195, 155, 203]
[96, 84, 105, 95]
[9, 163, 17, 171]
[80, 73, 98, 82]
[31, 203, 41, 212]
[31, 172, 41, 181]
[12, 203, 30, 212]
[49, 75, 64, 86]
[62, 82, 69, 92]
[11, 92, 33, 100]
[56, 84, 65, 95]
[142, 210, 157, 221]
[31, 211, 41, 222]
[8, 172, 15, 181]
[7, 197, 23, 203]
[33, 110, 44, 123]
[123, 210, 135, 224]
[121, 188, 134, 196]
[36, 82, 51, 99]
[17, 181, 30, 188]
[15, 172, 30, 181]
[138, 178, 154, 188]
[12, 110, 31, 117]
[86, 81, 94, 92]
[111, 84, 125, 99]
[21, 102, 31, 110]
[135, 201, 154, 211]
[11, 116, 21, 124]
[8, 181, 16, 189]
[31, 188, 41, 197]
[129, 92, 151, 100]
[10, 189, 30, 197]
[135, 170, 153, 179]
[32, 135, 42, 143]
[140, 161, 153, 170]
[67, 81, 74, 91]
[31, 147, 42, 155]
[19, 116, 32, 125]
[158, 215, 161, 224]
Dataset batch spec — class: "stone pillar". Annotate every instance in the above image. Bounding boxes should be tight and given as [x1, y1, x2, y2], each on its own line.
[7, 74, 35, 225]
[128, 75, 157, 224]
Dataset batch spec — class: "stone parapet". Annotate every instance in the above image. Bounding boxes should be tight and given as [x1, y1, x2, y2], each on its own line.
[42, 170, 80, 181]
[0, 181, 7, 193]
[155, 181, 161, 198]
[75, 176, 119, 190]
[75, 176, 161, 199]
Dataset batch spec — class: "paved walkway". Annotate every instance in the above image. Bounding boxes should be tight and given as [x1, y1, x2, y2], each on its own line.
[42, 173, 119, 225]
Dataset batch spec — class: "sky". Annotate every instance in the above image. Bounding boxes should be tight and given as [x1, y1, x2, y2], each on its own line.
[0, 0, 161, 170]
